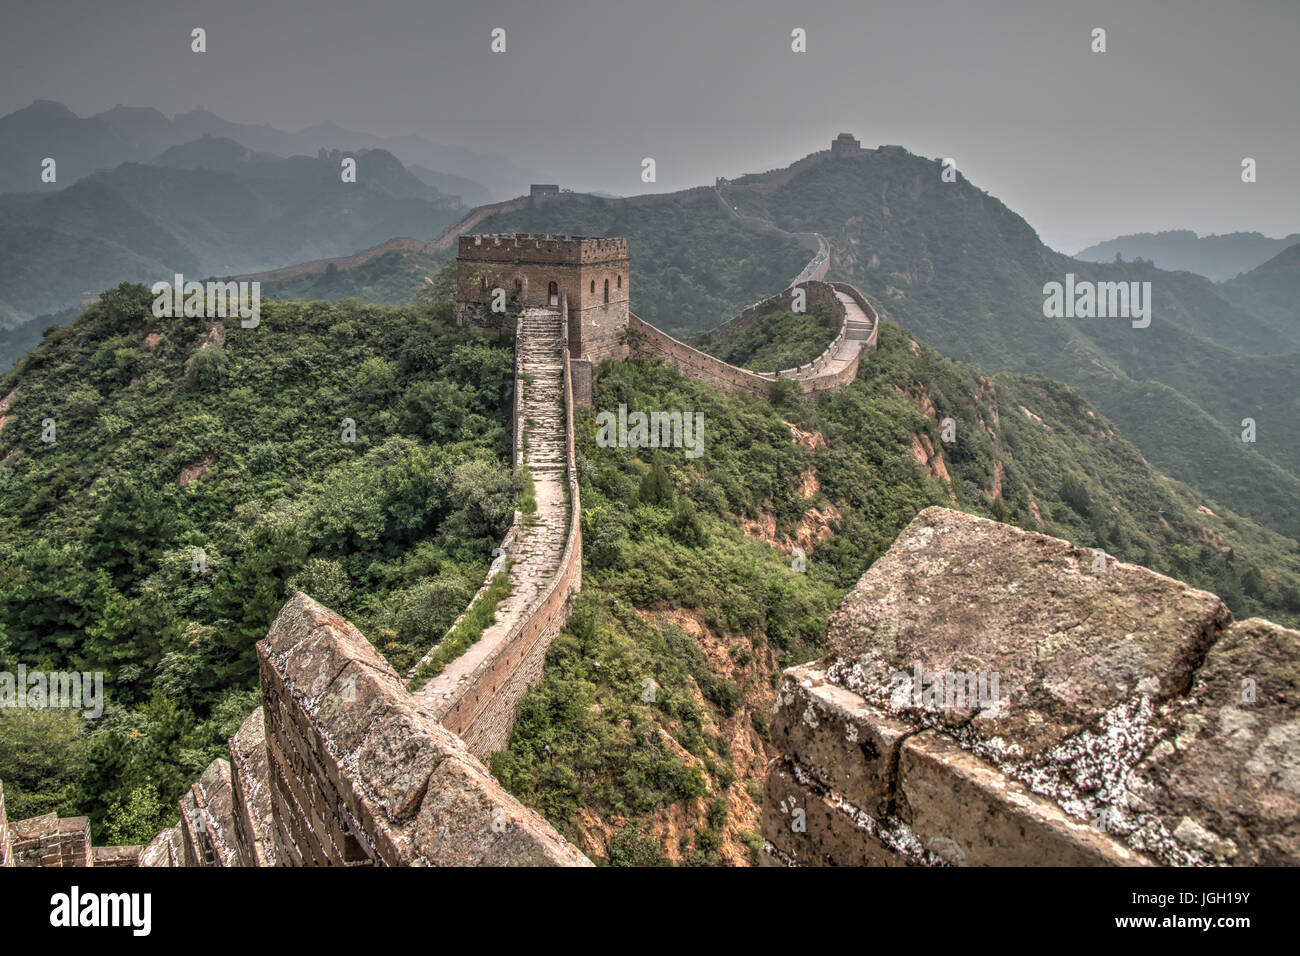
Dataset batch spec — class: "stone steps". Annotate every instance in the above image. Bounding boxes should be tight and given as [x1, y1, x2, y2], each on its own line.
[416, 307, 572, 715]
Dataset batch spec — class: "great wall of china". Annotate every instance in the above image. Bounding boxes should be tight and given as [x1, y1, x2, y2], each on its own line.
[2, 136, 1295, 868]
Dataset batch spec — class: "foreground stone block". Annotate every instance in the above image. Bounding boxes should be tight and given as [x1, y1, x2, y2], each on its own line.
[178, 759, 240, 867]
[762, 762, 908, 867]
[228, 707, 277, 867]
[896, 730, 1153, 867]
[764, 507, 1296, 867]
[1127, 618, 1300, 865]
[825, 507, 1229, 758]
[771, 665, 912, 817]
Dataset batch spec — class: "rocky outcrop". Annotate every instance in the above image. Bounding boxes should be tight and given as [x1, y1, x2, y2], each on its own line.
[763, 506, 1299, 866]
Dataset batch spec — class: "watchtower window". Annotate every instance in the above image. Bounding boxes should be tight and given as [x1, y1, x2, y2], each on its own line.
[590, 280, 595, 293]
[548, 281, 558, 306]
[617, 275, 622, 289]
[604, 278, 610, 303]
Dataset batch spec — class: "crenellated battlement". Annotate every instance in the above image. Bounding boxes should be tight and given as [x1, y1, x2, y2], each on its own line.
[458, 233, 629, 265]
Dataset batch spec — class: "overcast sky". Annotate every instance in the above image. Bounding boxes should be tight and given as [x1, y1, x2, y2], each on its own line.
[3, 0, 1296, 251]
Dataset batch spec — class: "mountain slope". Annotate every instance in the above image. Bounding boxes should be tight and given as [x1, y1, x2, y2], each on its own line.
[1220, 241, 1300, 341]
[721, 148, 1300, 537]
[0, 149, 461, 326]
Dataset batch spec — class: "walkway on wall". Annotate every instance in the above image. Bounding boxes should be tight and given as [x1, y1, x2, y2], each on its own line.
[786, 288, 875, 385]
[413, 307, 570, 720]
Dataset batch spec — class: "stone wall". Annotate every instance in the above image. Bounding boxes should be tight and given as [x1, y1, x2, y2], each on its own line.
[0, 780, 9, 867]
[257, 593, 589, 866]
[8, 813, 92, 867]
[628, 313, 777, 397]
[700, 281, 840, 343]
[763, 506, 1300, 867]
[434, 294, 584, 756]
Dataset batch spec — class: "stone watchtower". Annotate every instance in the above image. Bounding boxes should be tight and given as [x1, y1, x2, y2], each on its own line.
[831, 132, 863, 157]
[455, 233, 630, 362]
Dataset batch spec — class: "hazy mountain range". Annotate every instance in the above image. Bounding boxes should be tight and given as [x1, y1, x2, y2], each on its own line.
[0, 100, 530, 199]
[0, 142, 464, 326]
[1076, 229, 1300, 281]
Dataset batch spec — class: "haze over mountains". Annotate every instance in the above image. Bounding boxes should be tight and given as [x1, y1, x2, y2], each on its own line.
[0, 143, 464, 327]
[0, 100, 531, 199]
[1076, 229, 1300, 281]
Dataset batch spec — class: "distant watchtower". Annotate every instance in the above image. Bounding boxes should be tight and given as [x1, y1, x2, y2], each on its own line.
[455, 233, 630, 362]
[529, 184, 561, 204]
[831, 132, 863, 158]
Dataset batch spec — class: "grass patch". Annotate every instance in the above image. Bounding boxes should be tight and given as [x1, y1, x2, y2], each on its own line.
[407, 570, 512, 690]
[520, 466, 538, 518]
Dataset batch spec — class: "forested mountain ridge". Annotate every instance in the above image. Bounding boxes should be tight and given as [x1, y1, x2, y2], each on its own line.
[0, 147, 463, 328]
[1220, 241, 1300, 342]
[0, 281, 518, 839]
[715, 149, 1300, 540]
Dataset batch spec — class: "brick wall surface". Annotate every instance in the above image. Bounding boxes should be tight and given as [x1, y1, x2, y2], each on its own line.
[258, 593, 590, 866]
[10, 813, 92, 867]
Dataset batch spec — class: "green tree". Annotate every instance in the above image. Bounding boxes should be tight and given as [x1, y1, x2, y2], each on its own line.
[638, 454, 674, 507]
[0, 709, 86, 819]
[88, 480, 174, 585]
[102, 784, 172, 846]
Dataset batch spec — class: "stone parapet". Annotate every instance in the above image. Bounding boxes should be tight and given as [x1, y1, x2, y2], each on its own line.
[763, 506, 1299, 866]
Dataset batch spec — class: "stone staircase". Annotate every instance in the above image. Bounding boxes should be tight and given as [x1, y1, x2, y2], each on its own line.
[841, 293, 875, 342]
[414, 307, 570, 719]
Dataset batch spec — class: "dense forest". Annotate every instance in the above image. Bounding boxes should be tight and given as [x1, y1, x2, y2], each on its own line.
[0, 277, 517, 839]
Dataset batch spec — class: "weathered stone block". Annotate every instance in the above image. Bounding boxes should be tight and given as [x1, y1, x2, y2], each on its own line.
[229, 706, 276, 866]
[825, 506, 1229, 758]
[762, 761, 907, 867]
[770, 664, 912, 817]
[897, 730, 1153, 866]
[411, 756, 590, 867]
[92, 845, 142, 867]
[1127, 618, 1300, 865]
